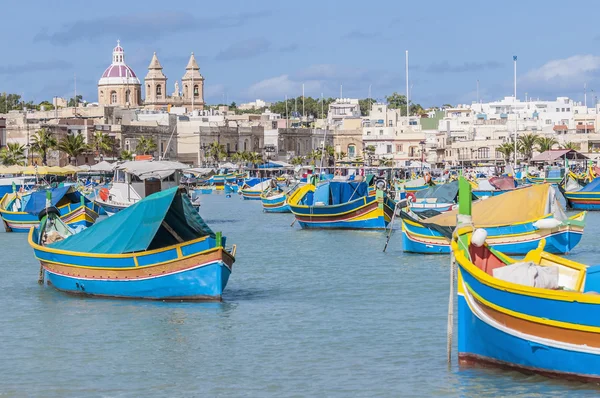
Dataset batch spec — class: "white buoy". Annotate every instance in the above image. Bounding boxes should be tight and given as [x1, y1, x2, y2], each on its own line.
[532, 218, 562, 230]
[471, 228, 488, 247]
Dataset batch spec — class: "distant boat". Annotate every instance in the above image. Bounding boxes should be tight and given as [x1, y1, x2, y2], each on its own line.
[30, 187, 236, 300]
[562, 176, 600, 210]
[240, 178, 272, 200]
[452, 178, 600, 381]
[288, 180, 395, 229]
[401, 184, 585, 254]
[0, 176, 36, 197]
[0, 186, 99, 232]
[260, 183, 300, 213]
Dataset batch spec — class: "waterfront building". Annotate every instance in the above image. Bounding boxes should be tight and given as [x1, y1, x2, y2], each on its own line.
[97, 41, 142, 107]
[327, 98, 361, 128]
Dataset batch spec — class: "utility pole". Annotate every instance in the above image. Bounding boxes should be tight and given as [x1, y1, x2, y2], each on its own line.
[406, 50, 409, 117]
[513, 55, 517, 99]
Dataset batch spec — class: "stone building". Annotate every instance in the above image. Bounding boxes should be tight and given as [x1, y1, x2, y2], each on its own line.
[97, 41, 142, 107]
[144, 52, 205, 111]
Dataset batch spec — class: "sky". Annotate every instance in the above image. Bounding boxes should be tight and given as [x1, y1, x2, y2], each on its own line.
[2, 0, 600, 108]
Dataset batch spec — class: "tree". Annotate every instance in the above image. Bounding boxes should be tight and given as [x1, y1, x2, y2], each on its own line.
[92, 131, 111, 161]
[379, 157, 393, 167]
[119, 150, 134, 161]
[517, 133, 539, 161]
[336, 151, 347, 161]
[248, 152, 263, 167]
[496, 142, 514, 164]
[385, 92, 407, 112]
[207, 141, 226, 165]
[442, 104, 453, 108]
[291, 156, 304, 166]
[359, 98, 376, 116]
[30, 128, 57, 165]
[135, 136, 157, 155]
[58, 133, 88, 165]
[562, 141, 580, 150]
[0, 93, 22, 112]
[0, 143, 26, 166]
[536, 136, 558, 153]
[67, 95, 83, 107]
[38, 101, 55, 111]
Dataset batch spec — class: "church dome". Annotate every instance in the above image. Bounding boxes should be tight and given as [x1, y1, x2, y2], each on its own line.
[98, 40, 141, 86]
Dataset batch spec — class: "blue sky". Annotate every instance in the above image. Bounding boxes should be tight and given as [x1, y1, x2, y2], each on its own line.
[2, 0, 599, 107]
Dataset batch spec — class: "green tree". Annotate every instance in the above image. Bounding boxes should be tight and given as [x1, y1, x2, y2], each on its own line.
[536, 136, 558, 153]
[135, 136, 157, 155]
[0, 93, 22, 112]
[119, 150, 134, 161]
[517, 133, 539, 161]
[38, 101, 55, 111]
[30, 128, 58, 165]
[359, 98, 376, 116]
[67, 95, 83, 107]
[379, 157, 393, 167]
[562, 141, 580, 150]
[207, 141, 226, 165]
[336, 151, 347, 160]
[248, 152, 263, 167]
[92, 131, 111, 160]
[496, 142, 514, 163]
[58, 133, 88, 165]
[0, 143, 26, 166]
[385, 92, 407, 111]
[291, 156, 305, 166]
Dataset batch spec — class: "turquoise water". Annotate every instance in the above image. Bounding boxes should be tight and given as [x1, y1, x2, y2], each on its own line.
[1, 195, 600, 397]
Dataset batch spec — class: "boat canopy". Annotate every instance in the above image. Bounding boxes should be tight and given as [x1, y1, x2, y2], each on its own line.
[489, 176, 516, 190]
[115, 160, 190, 180]
[23, 186, 84, 215]
[89, 161, 115, 172]
[415, 181, 460, 203]
[313, 181, 368, 205]
[419, 184, 565, 228]
[49, 187, 214, 254]
[474, 179, 495, 191]
[580, 177, 600, 192]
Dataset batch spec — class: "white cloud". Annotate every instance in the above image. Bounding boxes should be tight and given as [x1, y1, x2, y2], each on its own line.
[523, 54, 600, 83]
[244, 74, 322, 100]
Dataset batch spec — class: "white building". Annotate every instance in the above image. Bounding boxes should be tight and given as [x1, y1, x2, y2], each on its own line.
[239, 99, 271, 110]
[327, 98, 361, 127]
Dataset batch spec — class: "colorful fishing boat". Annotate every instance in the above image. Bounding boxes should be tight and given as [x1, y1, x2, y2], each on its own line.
[0, 186, 99, 233]
[0, 176, 36, 197]
[29, 187, 236, 300]
[395, 177, 432, 193]
[401, 184, 585, 254]
[288, 180, 395, 229]
[240, 178, 272, 200]
[562, 176, 600, 210]
[452, 178, 600, 381]
[408, 180, 462, 215]
[260, 188, 290, 213]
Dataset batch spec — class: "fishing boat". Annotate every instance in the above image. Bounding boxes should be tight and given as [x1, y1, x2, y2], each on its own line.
[526, 165, 564, 184]
[408, 181, 462, 215]
[95, 160, 188, 215]
[288, 180, 396, 229]
[0, 186, 99, 232]
[562, 176, 600, 210]
[0, 176, 36, 197]
[29, 187, 236, 300]
[395, 177, 432, 193]
[240, 178, 272, 200]
[401, 184, 585, 254]
[260, 184, 300, 213]
[452, 178, 600, 381]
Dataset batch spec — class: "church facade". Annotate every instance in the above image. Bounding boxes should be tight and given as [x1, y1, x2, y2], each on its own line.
[97, 42, 205, 111]
[144, 52, 205, 111]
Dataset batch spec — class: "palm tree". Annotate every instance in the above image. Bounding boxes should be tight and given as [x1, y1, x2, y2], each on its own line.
[92, 131, 111, 161]
[248, 152, 263, 167]
[207, 142, 226, 165]
[307, 150, 321, 165]
[336, 151, 347, 161]
[517, 133, 539, 162]
[536, 136, 558, 153]
[562, 141, 580, 150]
[30, 128, 57, 165]
[58, 133, 88, 165]
[379, 157, 393, 167]
[119, 150, 134, 161]
[496, 143, 514, 164]
[0, 143, 26, 166]
[135, 136, 157, 156]
[291, 156, 305, 166]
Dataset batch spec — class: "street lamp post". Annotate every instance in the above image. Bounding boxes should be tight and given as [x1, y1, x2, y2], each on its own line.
[419, 140, 426, 175]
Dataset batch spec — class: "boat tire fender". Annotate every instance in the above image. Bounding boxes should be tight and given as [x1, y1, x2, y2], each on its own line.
[406, 192, 416, 202]
[38, 206, 60, 221]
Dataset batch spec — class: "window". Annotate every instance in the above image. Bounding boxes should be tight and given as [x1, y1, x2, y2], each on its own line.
[125, 90, 131, 103]
[110, 91, 117, 104]
[226, 143, 230, 153]
[546, 119, 552, 124]
[160, 142, 164, 154]
[366, 131, 371, 136]
[378, 107, 382, 112]
[389, 120, 393, 127]
[348, 144, 356, 158]
[125, 140, 130, 151]
[566, 108, 570, 112]
[156, 85, 162, 97]
[386, 144, 392, 153]
[477, 147, 490, 159]
[379, 129, 384, 135]
[396, 144, 401, 152]
[244, 141, 248, 151]
[194, 85, 199, 97]
[100, 90, 104, 100]
[556, 108, 559, 112]
[562, 108, 565, 112]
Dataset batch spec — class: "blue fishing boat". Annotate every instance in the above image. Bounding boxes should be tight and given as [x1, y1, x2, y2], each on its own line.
[0, 186, 99, 233]
[241, 178, 272, 200]
[29, 187, 236, 300]
[563, 177, 600, 210]
[0, 176, 36, 197]
[288, 180, 395, 229]
[452, 177, 600, 381]
[408, 181, 462, 215]
[401, 184, 585, 254]
[260, 184, 299, 213]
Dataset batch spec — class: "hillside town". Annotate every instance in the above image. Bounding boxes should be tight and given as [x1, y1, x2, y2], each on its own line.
[1, 41, 598, 169]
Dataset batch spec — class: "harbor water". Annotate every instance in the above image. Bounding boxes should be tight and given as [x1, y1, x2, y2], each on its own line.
[2, 194, 600, 397]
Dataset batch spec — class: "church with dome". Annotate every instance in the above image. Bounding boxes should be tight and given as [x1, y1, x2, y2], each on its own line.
[97, 41, 205, 111]
[97, 41, 142, 107]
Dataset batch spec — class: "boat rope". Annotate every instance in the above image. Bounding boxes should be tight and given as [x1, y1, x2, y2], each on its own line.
[382, 200, 400, 252]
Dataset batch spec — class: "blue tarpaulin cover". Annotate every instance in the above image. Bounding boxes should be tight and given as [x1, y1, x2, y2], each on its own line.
[581, 177, 600, 192]
[24, 186, 72, 215]
[312, 181, 368, 205]
[49, 187, 214, 254]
